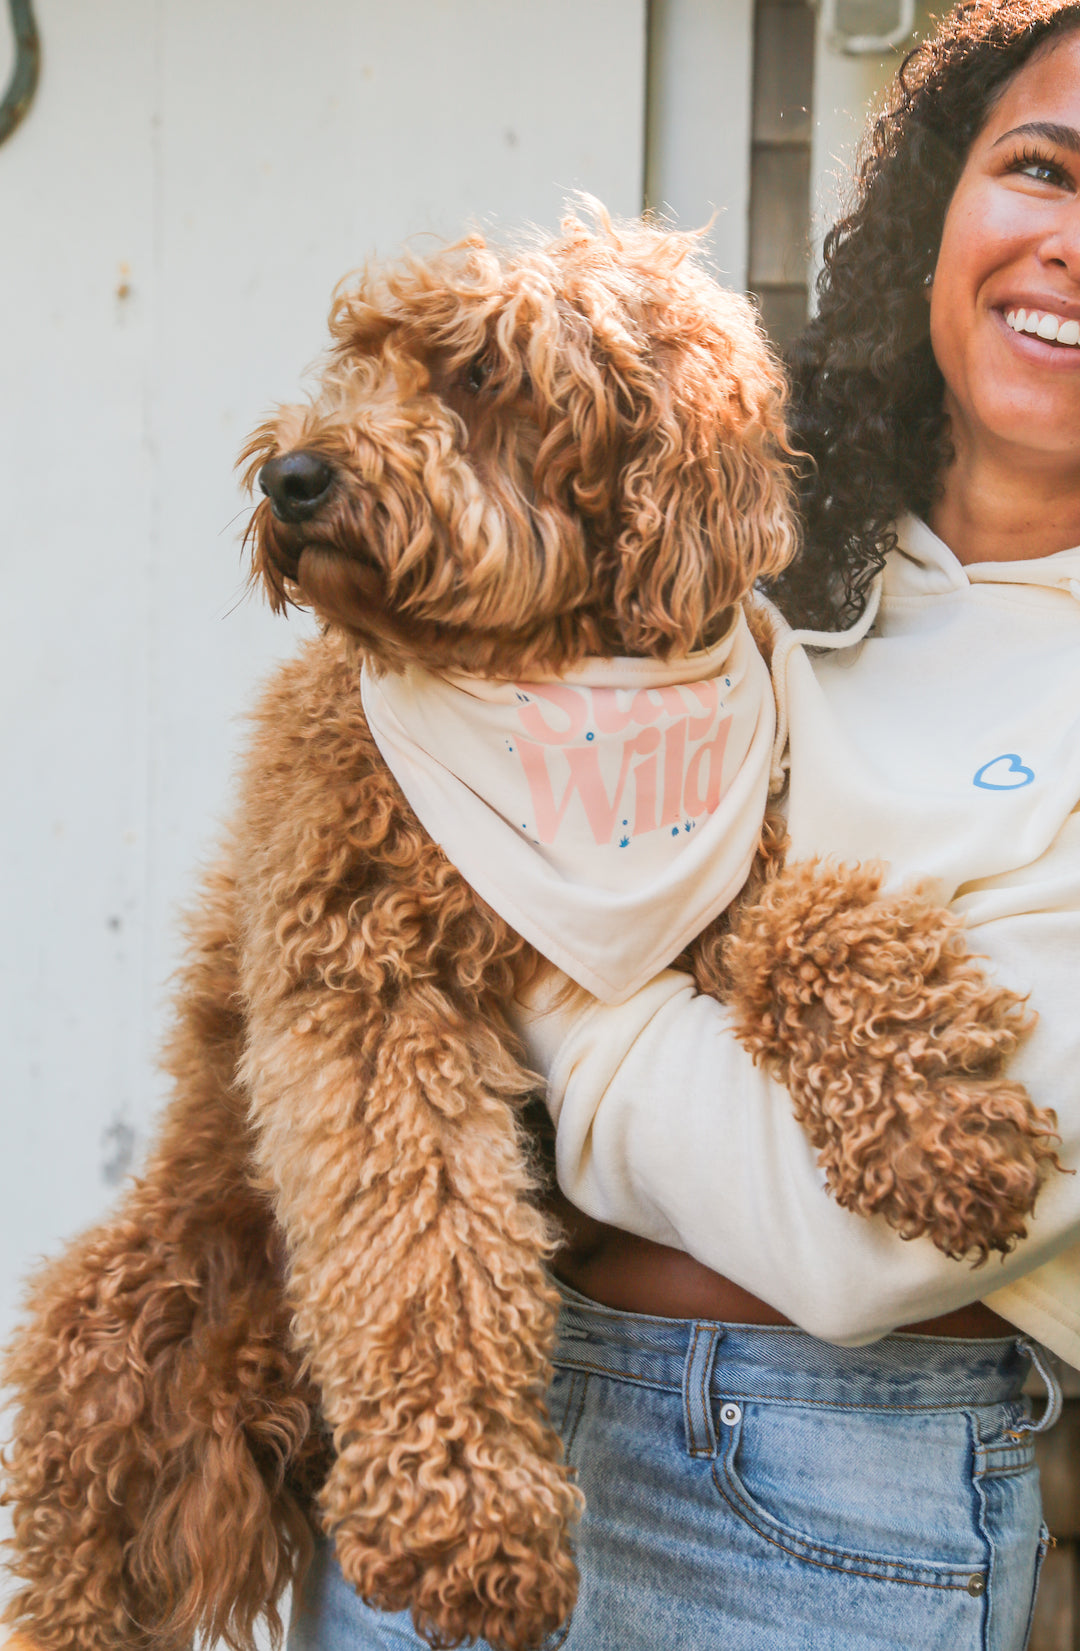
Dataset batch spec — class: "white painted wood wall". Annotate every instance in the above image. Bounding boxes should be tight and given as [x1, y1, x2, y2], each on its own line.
[0, 0, 902, 1350]
[0, 0, 652, 1343]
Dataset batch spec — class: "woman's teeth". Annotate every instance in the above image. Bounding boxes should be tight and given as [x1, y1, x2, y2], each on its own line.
[1005, 308, 1080, 346]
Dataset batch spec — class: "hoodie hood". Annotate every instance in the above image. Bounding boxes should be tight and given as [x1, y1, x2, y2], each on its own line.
[887, 513, 1080, 601]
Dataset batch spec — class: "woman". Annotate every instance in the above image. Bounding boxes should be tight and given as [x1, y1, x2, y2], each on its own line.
[290, 3, 1080, 1648]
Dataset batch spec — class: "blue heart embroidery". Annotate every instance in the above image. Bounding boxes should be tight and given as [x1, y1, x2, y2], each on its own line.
[973, 754, 1035, 790]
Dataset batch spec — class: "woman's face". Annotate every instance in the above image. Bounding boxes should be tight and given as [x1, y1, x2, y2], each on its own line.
[930, 31, 1080, 477]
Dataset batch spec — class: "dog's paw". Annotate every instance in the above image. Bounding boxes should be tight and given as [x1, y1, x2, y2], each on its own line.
[721, 859, 1065, 1261]
[806, 1069, 1062, 1263]
[722, 859, 1034, 1073]
[336, 1526, 578, 1651]
[326, 1413, 582, 1651]
[415, 1547, 578, 1651]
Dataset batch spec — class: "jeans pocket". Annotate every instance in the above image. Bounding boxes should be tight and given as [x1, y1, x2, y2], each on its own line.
[711, 1401, 988, 1593]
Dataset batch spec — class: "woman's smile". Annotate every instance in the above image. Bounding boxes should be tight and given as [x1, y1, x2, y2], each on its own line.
[1003, 305, 1080, 345]
[931, 32, 1080, 467]
[995, 301, 1080, 370]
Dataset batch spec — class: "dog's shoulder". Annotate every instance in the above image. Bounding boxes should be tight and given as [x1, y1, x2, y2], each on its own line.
[229, 632, 511, 971]
[233, 632, 398, 858]
[243, 631, 378, 776]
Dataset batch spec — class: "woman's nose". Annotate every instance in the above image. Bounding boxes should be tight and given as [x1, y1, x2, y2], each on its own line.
[258, 451, 335, 523]
[1039, 200, 1080, 281]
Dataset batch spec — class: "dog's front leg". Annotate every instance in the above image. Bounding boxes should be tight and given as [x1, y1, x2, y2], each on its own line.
[244, 983, 582, 1651]
[713, 859, 1061, 1264]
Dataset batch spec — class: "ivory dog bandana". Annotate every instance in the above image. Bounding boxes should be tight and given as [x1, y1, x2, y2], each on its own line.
[361, 611, 774, 1003]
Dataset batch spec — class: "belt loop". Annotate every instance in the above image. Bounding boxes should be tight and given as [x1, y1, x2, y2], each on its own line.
[682, 1323, 723, 1458]
[1013, 1340, 1064, 1436]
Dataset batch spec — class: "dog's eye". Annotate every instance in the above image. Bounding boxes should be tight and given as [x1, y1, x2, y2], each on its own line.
[465, 359, 489, 393]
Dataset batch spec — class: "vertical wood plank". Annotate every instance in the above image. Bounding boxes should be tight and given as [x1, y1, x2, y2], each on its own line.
[644, 0, 755, 285]
[1, 0, 647, 1351]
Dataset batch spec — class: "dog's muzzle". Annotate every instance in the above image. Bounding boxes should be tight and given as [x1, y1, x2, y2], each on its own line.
[258, 450, 335, 524]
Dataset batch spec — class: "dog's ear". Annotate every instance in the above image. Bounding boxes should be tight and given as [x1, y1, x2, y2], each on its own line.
[611, 286, 797, 657]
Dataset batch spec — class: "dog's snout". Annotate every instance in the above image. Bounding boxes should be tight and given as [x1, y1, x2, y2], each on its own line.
[258, 450, 335, 523]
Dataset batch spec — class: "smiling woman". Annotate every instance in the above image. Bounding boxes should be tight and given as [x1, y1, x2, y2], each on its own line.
[6, 6, 1080, 1651]
[762, 2, 1080, 639]
[929, 39, 1080, 565]
[478, 5, 1080, 1651]
[540, 0, 1080, 1342]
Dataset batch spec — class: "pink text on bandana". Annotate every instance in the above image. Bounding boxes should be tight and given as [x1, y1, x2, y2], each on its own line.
[512, 680, 732, 846]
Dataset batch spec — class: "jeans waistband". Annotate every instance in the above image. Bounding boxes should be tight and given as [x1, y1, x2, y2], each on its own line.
[553, 1280, 1039, 1414]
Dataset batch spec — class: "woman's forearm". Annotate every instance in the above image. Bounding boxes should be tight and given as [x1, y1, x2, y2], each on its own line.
[517, 965, 1080, 1346]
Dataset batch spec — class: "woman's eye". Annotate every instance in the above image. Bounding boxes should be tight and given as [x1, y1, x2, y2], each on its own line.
[465, 359, 489, 392]
[1011, 148, 1070, 187]
[1022, 161, 1063, 184]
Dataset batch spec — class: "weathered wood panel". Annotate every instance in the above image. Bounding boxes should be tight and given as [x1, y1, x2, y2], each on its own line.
[0, 0, 646, 1347]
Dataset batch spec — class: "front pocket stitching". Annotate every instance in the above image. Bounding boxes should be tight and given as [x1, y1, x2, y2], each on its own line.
[711, 1459, 981, 1590]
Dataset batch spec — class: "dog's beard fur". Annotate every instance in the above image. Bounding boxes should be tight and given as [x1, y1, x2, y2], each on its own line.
[241, 205, 797, 678]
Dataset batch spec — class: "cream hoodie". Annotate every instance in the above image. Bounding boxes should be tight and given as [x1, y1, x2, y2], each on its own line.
[515, 517, 1080, 1365]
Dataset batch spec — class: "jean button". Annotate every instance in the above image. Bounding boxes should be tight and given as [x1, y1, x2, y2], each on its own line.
[967, 1575, 986, 1598]
[720, 1402, 742, 1426]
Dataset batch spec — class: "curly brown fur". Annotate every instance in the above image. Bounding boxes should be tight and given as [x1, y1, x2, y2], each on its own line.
[228, 198, 793, 1638]
[234, 641, 580, 1649]
[692, 858, 1061, 1263]
[1, 202, 1061, 1651]
[2, 865, 321, 1651]
[240, 205, 795, 677]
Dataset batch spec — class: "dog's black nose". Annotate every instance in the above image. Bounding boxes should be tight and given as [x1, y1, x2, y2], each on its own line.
[258, 451, 335, 523]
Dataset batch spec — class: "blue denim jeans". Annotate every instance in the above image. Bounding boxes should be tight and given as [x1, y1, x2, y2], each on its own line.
[288, 1284, 1057, 1651]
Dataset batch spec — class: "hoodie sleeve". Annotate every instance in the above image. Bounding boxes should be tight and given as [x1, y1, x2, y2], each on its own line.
[513, 963, 1080, 1352]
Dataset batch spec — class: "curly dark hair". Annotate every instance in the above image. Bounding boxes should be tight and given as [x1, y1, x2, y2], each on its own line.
[772, 0, 1080, 630]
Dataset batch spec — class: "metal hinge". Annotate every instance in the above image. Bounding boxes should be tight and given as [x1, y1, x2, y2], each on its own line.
[0, 0, 40, 148]
[821, 0, 916, 55]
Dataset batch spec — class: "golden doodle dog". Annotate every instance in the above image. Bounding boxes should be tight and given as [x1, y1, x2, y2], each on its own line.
[3, 207, 1061, 1651]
